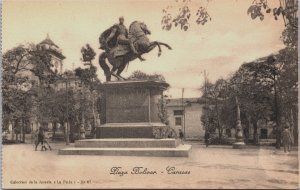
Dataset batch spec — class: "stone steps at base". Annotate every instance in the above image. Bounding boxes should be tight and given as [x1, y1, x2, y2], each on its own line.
[75, 138, 179, 148]
[58, 145, 192, 157]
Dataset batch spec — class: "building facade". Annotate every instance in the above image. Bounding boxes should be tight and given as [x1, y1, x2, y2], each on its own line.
[166, 97, 275, 142]
[37, 34, 66, 74]
[166, 98, 205, 140]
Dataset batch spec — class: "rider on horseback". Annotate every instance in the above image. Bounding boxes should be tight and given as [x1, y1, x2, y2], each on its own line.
[105, 16, 145, 61]
[99, 19, 171, 81]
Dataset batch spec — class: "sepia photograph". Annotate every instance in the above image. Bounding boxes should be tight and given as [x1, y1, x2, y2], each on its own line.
[1, 0, 299, 189]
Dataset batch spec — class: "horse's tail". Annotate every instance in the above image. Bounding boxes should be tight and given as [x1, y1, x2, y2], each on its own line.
[99, 52, 111, 81]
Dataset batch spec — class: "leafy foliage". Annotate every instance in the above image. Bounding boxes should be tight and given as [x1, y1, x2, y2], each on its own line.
[200, 79, 229, 142]
[161, 0, 298, 31]
[128, 70, 166, 81]
[81, 44, 96, 63]
[2, 44, 32, 75]
[201, 47, 298, 145]
[247, 0, 271, 21]
[247, 0, 298, 26]
[2, 44, 56, 142]
[75, 66, 100, 91]
[161, 0, 211, 31]
[196, 6, 212, 25]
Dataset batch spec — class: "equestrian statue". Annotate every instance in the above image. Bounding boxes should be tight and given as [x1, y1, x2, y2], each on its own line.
[99, 16, 172, 81]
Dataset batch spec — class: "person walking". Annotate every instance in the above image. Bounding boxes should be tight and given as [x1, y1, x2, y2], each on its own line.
[178, 129, 184, 145]
[282, 127, 293, 153]
[204, 130, 210, 147]
[42, 129, 52, 151]
[35, 127, 44, 151]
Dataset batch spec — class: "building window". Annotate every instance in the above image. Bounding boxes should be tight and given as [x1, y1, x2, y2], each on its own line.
[174, 110, 184, 116]
[260, 129, 268, 139]
[175, 117, 182, 126]
[226, 129, 231, 137]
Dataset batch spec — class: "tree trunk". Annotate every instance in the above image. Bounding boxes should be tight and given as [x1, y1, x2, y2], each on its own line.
[91, 118, 96, 138]
[215, 100, 222, 144]
[218, 128, 223, 144]
[91, 91, 98, 137]
[291, 108, 298, 145]
[244, 121, 250, 144]
[252, 118, 258, 145]
[65, 122, 70, 145]
[80, 112, 86, 139]
[52, 122, 57, 139]
[15, 119, 19, 142]
[22, 119, 25, 143]
[274, 75, 281, 149]
[11, 120, 15, 141]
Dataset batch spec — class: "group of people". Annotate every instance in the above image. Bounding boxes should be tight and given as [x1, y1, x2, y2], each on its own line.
[34, 127, 52, 151]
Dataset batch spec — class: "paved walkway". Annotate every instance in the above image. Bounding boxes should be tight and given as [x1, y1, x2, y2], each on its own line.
[2, 142, 299, 189]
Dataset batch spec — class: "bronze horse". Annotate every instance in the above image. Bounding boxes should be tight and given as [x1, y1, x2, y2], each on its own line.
[99, 21, 172, 81]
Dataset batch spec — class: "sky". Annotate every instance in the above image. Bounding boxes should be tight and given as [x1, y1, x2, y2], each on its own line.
[3, 0, 285, 98]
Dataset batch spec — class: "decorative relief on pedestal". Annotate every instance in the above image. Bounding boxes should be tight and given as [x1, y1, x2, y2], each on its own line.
[152, 126, 177, 139]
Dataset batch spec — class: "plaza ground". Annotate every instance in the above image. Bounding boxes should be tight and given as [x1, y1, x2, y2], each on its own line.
[2, 141, 299, 189]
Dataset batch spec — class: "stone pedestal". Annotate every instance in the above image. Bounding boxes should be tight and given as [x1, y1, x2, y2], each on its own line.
[96, 80, 169, 138]
[59, 80, 192, 157]
[232, 96, 246, 149]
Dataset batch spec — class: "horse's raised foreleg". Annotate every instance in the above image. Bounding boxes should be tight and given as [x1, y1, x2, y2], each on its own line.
[152, 41, 172, 50]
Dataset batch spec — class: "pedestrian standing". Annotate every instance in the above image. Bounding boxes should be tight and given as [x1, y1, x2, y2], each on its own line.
[179, 129, 184, 145]
[204, 130, 210, 147]
[282, 127, 293, 153]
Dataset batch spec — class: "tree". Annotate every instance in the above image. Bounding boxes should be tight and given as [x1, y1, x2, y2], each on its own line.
[72, 45, 102, 138]
[200, 46, 297, 146]
[2, 43, 58, 143]
[228, 62, 274, 144]
[75, 66, 100, 91]
[81, 44, 96, 63]
[2, 45, 33, 75]
[2, 82, 35, 142]
[200, 79, 229, 143]
[208, 48, 297, 146]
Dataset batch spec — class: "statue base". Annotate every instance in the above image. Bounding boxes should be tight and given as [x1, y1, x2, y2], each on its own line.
[59, 80, 192, 157]
[59, 138, 192, 157]
[96, 122, 165, 138]
[97, 80, 169, 139]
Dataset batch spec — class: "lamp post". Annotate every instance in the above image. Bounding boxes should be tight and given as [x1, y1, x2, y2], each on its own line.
[232, 86, 245, 149]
